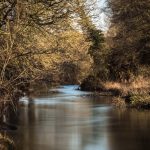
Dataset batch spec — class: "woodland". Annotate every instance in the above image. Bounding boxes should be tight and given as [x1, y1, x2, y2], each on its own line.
[0, 0, 150, 121]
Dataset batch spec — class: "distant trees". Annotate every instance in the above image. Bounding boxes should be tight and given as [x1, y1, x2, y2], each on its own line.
[38, 30, 91, 84]
[73, 0, 106, 73]
[72, 0, 108, 90]
[80, 0, 150, 90]
[106, 0, 150, 81]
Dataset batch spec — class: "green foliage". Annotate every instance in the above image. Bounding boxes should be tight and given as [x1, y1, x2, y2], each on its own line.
[88, 28, 105, 64]
[73, 0, 109, 90]
[88, 28, 109, 80]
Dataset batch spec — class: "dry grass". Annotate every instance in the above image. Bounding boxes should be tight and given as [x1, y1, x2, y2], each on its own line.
[103, 76, 150, 96]
[130, 95, 150, 108]
[112, 97, 126, 108]
[103, 76, 150, 108]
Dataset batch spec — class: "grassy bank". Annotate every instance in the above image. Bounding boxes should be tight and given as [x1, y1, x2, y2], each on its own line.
[80, 76, 150, 109]
[103, 76, 150, 109]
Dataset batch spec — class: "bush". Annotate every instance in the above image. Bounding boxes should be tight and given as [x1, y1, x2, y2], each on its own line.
[80, 75, 104, 91]
[130, 95, 150, 109]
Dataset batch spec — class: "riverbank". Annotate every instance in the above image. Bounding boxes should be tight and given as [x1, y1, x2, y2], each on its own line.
[0, 133, 14, 149]
[103, 77, 150, 109]
[81, 76, 150, 109]
[4, 85, 150, 150]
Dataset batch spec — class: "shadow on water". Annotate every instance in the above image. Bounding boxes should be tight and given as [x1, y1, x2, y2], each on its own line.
[108, 109, 150, 150]
[0, 103, 18, 150]
[5, 85, 150, 150]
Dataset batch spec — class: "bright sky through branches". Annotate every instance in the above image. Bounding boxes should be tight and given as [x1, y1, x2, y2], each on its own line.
[93, 0, 108, 31]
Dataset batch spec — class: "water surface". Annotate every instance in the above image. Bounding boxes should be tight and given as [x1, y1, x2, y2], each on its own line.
[7, 85, 150, 150]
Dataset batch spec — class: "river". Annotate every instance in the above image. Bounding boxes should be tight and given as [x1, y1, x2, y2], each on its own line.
[4, 85, 150, 150]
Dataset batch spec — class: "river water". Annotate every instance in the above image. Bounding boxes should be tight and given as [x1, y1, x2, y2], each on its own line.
[6, 85, 150, 150]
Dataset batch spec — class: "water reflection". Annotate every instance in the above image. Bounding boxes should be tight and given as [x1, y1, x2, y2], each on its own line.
[108, 109, 150, 150]
[10, 85, 150, 150]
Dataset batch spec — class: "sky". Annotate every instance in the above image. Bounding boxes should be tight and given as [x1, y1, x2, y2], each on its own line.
[73, 0, 109, 32]
[93, 0, 109, 31]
